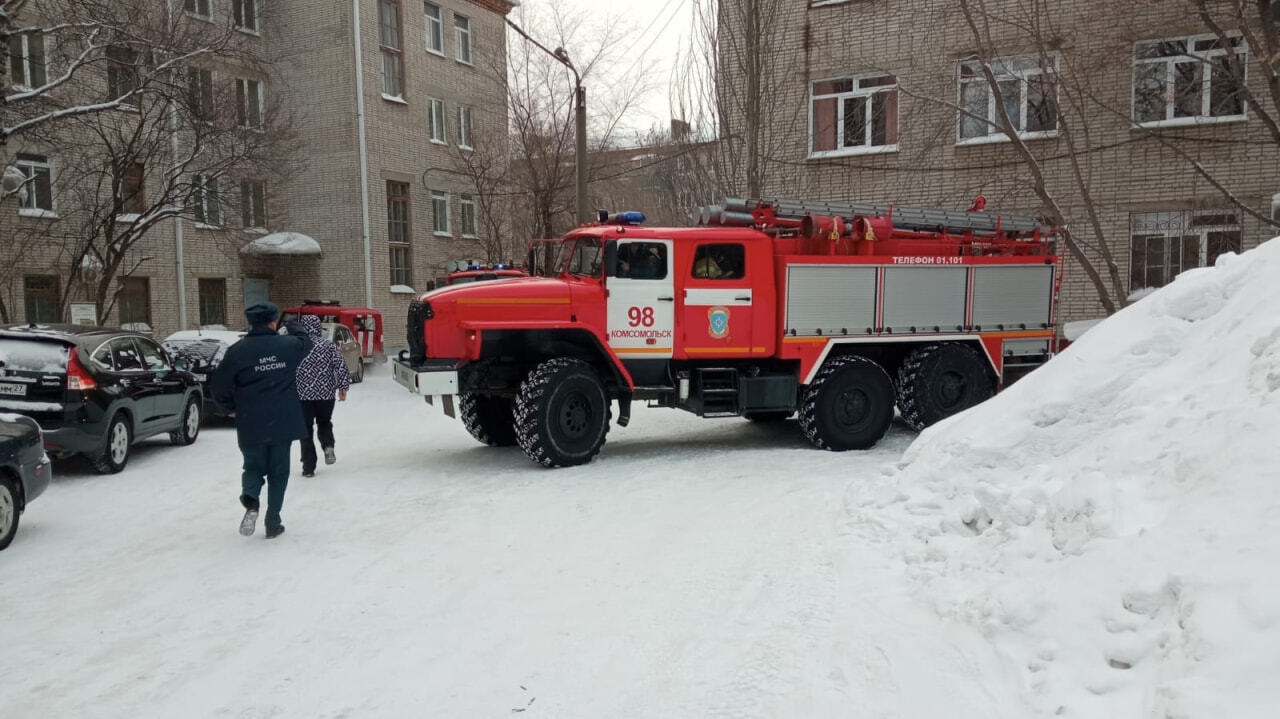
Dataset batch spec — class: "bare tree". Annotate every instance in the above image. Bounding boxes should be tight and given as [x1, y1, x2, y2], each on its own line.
[2, 0, 298, 323]
[504, 1, 654, 240]
[443, 122, 514, 264]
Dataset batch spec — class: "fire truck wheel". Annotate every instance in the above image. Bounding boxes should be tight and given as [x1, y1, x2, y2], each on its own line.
[459, 393, 518, 447]
[799, 355, 895, 451]
[895, 343, 995, 431]
[514, 358, 611, 467]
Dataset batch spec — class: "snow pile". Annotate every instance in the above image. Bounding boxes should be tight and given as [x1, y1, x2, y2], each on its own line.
[240, 231, 322, 256]
[854, 238, 1280, 717]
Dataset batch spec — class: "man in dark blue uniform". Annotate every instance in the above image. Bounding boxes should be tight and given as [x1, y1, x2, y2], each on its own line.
[211, 302, 310, 539]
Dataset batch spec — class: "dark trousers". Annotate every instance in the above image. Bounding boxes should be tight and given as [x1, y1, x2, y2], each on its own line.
[300, 399, 336, 472]
[240, 441, 291, 530]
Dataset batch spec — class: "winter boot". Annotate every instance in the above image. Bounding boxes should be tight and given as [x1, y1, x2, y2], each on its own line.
[266, 525, 286, 539]
[323, 447, 336, 465]
[239, 495, 260, 536]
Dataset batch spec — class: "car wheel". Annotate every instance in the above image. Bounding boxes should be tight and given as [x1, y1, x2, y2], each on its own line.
[0, 474, 19, 551]
[170, 395, 201, 446]
[91, 413, 133, 474]
[352, 359, 365, 384]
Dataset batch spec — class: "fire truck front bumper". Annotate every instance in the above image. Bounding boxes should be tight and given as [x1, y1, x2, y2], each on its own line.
[392, 358, 461, 397]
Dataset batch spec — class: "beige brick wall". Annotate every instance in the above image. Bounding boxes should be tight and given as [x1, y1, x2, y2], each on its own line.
[721, 0, 1280, 323]
[2, 0, 514, 347]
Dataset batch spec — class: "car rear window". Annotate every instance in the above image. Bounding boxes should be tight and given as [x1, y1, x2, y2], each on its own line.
[0, 338, 69, 374]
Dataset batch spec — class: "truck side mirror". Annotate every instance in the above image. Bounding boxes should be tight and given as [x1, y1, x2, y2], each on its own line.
[603, 241, 618, 278]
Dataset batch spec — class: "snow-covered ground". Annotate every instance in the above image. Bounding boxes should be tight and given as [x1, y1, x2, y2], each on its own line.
[3, 239, 1277, 717]
[0, 369, 1021, 718]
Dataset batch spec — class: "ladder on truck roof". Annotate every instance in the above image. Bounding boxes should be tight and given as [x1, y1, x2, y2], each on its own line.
[710, 197, 1046, 236]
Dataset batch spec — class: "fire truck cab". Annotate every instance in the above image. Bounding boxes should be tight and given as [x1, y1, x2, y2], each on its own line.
[394, 199, 1062, 468]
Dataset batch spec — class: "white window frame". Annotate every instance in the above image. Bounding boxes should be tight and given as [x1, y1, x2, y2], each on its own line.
[460, 195, 477, 237]
[457, 105, 473, 149]
[956, 54, 1060, 145]
[8, 32, 48, 90]
[808, 73, 899, 158]
[188, 67, 216, 122]
[431, 190, 451, 236]
[454, 14, 473, 65]
[379, 0, 405, 100]
[1129, 209, 1242, 292]
[428, 97, 447, 144]
[184, 0, 213, 21]
[236, 78, 265, 129]
[425, 2, 445, 56]
[233, 0, 260, 35]
[192, 173, 221, 227]
[240, 180, 267, 230]
[15, 154, 56, 218]
[1132, 33, 1248, 128]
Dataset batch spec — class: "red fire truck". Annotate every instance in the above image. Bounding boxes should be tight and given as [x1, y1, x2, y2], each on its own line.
[393, 197, 1063, 467]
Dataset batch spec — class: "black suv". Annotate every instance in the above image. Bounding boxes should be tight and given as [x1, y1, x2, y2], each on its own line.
[0, 325, 204, 473]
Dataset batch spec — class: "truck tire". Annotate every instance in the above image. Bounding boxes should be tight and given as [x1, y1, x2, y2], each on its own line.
[799, 355, 894, 451]
[895, 343, 994, 431]
[514, 358, 611, 467]
[459, 392, 518, 447]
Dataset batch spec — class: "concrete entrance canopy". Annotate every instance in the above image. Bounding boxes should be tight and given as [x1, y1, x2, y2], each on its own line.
[240, 232, 322, 257]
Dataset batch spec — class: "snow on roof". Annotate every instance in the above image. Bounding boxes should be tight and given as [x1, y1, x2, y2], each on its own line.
[390, 285, 416, 294]
[240, 231, 322, 256]
[858, 238, 1280, 716]
[162, 329, 246, 345]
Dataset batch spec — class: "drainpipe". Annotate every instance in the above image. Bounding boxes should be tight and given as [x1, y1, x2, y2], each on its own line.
[352, 0, 374, 307]
[167, 0, 187, 329]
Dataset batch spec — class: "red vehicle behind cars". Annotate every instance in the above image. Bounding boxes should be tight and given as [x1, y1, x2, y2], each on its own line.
[281, 301, 385, 365]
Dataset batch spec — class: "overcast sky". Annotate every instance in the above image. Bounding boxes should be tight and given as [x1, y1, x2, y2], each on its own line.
[513, 0, 696, 137]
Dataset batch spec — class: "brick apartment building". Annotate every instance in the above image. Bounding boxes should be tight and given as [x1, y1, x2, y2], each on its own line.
[3, 0, 516, 343]
[719, 0, 1280, 322]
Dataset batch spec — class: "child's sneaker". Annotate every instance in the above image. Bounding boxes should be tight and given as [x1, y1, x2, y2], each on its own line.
[323, 447, 336, 465]
[239, 509, 259, 536]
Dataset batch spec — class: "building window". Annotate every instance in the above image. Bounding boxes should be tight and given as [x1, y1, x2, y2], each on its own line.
[236, 78, 264, 128]
[428, 97, 446, 143]
[187, 68, 215, 121]
[241, 180, 266, 229]
[198, 278, 227, 327]
[192, 173, 220, 225]
[810, 74, 898, 156]
[117, 162, 145, 216]
[14, 153, 54, 215]
[106, 46, 140, 102]
[233, 0, 259, 33]
[379, 0, 404, 98]
[388, 181, 412, 286]
[184, 0, 212, 19]
[431, 190, 450, 235]
[957, 55, 1058, 142]
[24, 275, 59, 323]
[460, 194, 477, 237]
[425, 2, 444, 55]
[1133, 35, 1247, 126]
[454, 14, 472, 65]
[1129, 210, 1242, 292]
[457, 105, 473, 148]
[118, 277, 151, 329]
[8, 31, 47, 89]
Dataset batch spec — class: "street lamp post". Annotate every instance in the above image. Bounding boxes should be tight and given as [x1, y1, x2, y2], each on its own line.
[506, 19, 590, 226]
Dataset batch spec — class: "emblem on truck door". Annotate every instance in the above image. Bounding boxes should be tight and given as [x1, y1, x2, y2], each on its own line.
[707, 306, 730, 339]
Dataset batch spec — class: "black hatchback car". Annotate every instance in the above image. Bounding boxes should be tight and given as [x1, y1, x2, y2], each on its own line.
[0, 325, 204, 473]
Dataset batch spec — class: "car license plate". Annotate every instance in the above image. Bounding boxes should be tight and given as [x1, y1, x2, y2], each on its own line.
[0, 382, 26, 396]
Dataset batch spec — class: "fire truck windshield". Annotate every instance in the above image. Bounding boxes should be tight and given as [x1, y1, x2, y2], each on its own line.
[562, 237, 603, 277]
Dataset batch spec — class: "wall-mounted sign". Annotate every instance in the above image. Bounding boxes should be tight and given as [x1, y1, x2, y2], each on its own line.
[69, 303, 98, 326]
